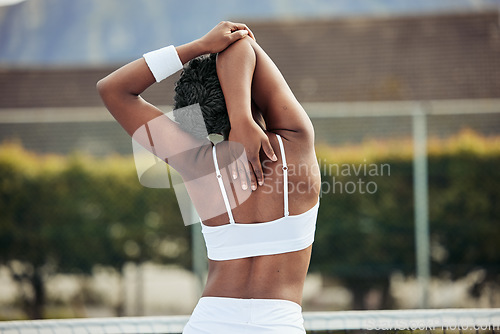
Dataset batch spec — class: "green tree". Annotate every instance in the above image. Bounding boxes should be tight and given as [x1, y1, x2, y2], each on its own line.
[311, 143, 500, 309]
[312, 158, 414, 309]
[429, 152, 500, 300]
[0, 147, 190, 319]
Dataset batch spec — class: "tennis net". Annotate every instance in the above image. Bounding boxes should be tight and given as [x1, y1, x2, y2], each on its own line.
[0, 308, 498, 334]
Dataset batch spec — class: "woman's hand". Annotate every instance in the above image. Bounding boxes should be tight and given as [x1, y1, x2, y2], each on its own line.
[228, 120, 276, 191]
[176, 21, 255, 64]
[198, 21, 255, 54]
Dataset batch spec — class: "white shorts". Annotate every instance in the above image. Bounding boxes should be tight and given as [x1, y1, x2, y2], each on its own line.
[182, 296, 306, 334]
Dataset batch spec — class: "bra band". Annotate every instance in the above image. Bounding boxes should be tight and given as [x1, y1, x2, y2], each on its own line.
[276, 134, 289, 217]
[212, 145, 235, 224]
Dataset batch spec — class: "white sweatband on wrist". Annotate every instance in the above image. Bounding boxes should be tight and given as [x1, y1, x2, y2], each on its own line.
[143, 45, 183, 83]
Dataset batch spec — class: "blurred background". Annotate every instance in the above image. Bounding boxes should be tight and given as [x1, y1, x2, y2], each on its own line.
[0, 0, 499, 321]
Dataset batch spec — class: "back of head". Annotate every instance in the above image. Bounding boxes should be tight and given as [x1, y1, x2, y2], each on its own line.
[173, 53, 229, 139]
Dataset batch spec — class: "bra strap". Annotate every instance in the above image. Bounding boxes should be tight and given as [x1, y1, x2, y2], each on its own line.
[276, 134, 289, 217]
[212, 145, 235, 224]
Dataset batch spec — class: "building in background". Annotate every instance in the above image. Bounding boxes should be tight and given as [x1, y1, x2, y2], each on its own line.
[0, 11, 499, 155]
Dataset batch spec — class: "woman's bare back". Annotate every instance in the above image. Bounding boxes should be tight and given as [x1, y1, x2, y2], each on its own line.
[194, 38, 320, 305]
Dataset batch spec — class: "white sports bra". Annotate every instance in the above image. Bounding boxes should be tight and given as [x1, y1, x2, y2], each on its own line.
[201, 134, 319, 261]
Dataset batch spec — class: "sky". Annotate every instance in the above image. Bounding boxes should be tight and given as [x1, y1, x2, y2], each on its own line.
[0, 0, 499, 66]
[0, 0, 25, 5]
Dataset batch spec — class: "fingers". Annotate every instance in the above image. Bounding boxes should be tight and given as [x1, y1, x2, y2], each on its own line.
[262, 137, 277, 162]
[230, 147, 258, 191]
[229, 142, 247, 189]
[227, 29, 249, 43]
[245, 138, 275, 188]
[229, 142, 273, 190]
[239, 158, 258, 192]
[248, 162, 258, 191]
[226, 21, 256, 41]
[248, 155, 264, 187]
[236, 158, 251, 191]
[230, 159, 238, 181]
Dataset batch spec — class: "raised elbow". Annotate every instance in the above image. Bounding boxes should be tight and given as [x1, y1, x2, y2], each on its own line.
[217, 37, 256, 68]
[96, 76, 110, 97]
[96, 76, 119, 108]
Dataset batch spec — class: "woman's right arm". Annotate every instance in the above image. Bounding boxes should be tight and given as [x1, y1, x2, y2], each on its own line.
[217, 37, 316, 190]
[248, 38, 315, 141]
[217, 37, 315, 147]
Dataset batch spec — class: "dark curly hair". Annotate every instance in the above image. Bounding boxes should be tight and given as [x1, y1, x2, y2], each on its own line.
[173, 53, 229, 139]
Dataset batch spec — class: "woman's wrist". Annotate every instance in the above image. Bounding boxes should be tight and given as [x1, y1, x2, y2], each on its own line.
[142, 38, 210, 83]
[229, 111, 254, 128]
[175, 39, 209, 65]
[143, 45, 183, 82]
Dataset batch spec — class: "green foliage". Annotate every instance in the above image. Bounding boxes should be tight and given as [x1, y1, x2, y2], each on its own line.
[0, 144, 189, 318]
[429, 151, 500, 278]
[311, 131, 500, 308]
[0, 145, 189, 273]
[313, 158, 415, 278]
[0, 130, 498, 312]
